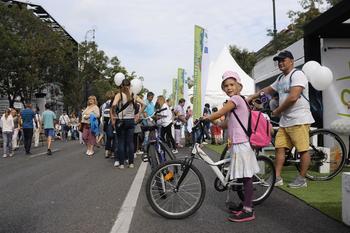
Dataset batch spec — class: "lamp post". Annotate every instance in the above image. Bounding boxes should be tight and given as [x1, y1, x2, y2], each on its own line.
[272, 0, 277, 39]
[83, 29, 95, 104]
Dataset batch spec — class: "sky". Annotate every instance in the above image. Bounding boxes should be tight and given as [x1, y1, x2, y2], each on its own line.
[30, 0, 308, 97]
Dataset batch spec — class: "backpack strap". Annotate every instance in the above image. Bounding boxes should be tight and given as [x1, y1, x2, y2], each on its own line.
[231, 96, 252, 138]
[278, 69, 310, 102]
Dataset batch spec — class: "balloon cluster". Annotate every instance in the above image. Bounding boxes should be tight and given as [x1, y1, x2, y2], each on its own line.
[113, 72, 143, 94]
[302, 61, 333, 91]
[330, 118, 350, 134]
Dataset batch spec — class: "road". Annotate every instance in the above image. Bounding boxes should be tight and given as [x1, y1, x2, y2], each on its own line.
[0, 141, 348, 233]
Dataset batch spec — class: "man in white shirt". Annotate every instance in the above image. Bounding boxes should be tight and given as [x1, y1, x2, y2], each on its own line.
[248, 50, 314, 188]
[33, 107, 42, 147]
[59, 111, 70, 142]
[174, 98, 187, 148]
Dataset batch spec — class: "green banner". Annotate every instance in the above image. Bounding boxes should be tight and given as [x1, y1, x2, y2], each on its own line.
[193, 25, 204, 119]
[172, 78, 177, 107]
[177, 68, 185, 102]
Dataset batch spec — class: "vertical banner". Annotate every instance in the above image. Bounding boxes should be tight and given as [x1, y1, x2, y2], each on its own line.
[193, 25, 209, 119]
[177, 68, 185, 101]
[172, 78, 177, 107]
[183, 71, 190, 108]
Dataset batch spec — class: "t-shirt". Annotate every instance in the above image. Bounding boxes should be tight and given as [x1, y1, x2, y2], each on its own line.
[157, 103, 172, 127]
[227, 95, 249, 144]
[270, 69, 315, 127]
[144, 99, 155, 117]
[20, 108, 35, 129]
[42, 110, 56, 129]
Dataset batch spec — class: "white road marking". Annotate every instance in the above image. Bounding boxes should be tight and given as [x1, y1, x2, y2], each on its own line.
[110, 162, 148, 233]
[29, 149, 60, 158]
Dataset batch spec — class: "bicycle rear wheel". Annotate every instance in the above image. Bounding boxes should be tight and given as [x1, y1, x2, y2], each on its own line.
[237, 156, 276, 205]
[295, 129, 346, 181]
[146, 160, 206, 219]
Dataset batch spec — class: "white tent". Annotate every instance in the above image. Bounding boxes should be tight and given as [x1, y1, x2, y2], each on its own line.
[204, 46, 255, 108]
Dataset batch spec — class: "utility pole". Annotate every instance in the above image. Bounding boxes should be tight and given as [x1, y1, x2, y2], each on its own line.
[272, 0, 277, 39]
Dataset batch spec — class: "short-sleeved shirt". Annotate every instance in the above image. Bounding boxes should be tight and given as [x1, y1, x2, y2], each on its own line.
[42, 110, 56, 129]
[157, 103, 172, 127]
[227, 95, 249, 144]
[21, 108, 35, 129]
[174, 105, 186, 126]
[144, 99, 155, 117]
[270, 69, 314, 127]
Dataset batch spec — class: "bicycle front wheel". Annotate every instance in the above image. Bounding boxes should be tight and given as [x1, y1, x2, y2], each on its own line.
[295, 129, 346, 181]
[146, 160, 206, 219]
[237, 156, 276, 205]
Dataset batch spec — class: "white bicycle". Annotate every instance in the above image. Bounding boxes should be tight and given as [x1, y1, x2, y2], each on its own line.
[145, 120, 276, 219]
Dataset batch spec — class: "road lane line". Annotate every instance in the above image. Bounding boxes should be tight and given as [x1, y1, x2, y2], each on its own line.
[29, 149, 60, 158]
[110, 162, 148, 233]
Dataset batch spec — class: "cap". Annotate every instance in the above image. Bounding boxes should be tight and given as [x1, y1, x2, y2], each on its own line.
[273, 50, 294, 61]
[221, 70, 242, 90]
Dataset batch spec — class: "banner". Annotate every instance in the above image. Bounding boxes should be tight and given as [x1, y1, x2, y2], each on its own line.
[177, 68, 185, 102]
[183, 71, 190, 108]
[193, 25, 209, 119]
[172, 78, 177, 107]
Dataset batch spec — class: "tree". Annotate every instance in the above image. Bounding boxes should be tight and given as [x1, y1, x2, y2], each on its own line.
[228, 45, 257, 76]
[0, 4, 76, 107]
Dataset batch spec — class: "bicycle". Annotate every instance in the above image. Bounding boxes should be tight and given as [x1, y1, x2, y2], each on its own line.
[141, 115, 176, 171]
[145, 120, 276, 219]
[258, 108, 347, 181]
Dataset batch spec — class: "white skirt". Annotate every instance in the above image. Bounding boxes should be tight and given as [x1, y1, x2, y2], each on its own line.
[229, 142, 260, 179]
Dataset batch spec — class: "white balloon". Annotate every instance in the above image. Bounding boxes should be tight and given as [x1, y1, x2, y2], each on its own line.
[302, 61, 321, 83]
[114, 73, 125, 86]
[311, 66, 333, 91]
[130, 79, 143, 94]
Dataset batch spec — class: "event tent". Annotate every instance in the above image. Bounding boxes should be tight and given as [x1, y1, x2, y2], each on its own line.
[204, 46, 255, 108]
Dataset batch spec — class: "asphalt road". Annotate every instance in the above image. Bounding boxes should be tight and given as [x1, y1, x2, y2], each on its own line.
[0, 141, 349, 233]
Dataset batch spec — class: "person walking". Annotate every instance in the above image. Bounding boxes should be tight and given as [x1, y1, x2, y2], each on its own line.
[100, 91, 115, 158]
[247, 50, 315, 188]
[33, 107, 42, 147]
[1, 109, 14, 158]
[142, 92, 155, 152]
[20, 103, 37, 155]
[174, 98, 186, 148]
[11, 108, 20, 150]
[111, 79, 145, 169]
[81, 96, 100, 156]
[42, 103, 56, 155]
[59, 111, 70, 142]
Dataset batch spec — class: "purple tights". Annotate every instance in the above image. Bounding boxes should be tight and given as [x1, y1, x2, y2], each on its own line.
[242, 177, 253, 208]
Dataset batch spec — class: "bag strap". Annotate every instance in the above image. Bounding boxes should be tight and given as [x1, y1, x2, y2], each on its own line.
[278, 69, 310, 102]
[116, 93, 132, 117]
[231, 96, 251, 138]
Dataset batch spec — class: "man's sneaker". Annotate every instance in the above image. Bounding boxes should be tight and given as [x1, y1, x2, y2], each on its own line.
[275, 176, 284, 186]
[9, 153, 14, 157]
[3, 154, 7, 158]
[288, 175, 307, 188]
[119, 165, 125, 169]
[47, 149, 52, 155]
[105, 151, 110, 158]
[228, 210, 255, 222]
[114, 161, 120, 167]
[172, 149, 178, 154]
[136, 150, 143, 155]
[129, 164, 134, 168]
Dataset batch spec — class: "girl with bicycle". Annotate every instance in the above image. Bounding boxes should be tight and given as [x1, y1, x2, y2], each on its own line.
[203, 70, 259, 222]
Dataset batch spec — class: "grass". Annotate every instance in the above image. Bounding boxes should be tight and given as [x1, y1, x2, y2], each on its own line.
[205, 143, 349, 222]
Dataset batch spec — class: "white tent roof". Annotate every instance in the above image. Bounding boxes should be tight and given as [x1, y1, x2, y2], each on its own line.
[204, 46, 255, 108]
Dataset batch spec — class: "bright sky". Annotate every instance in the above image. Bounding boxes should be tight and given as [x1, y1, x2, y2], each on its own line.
[31, 0, 307, 96]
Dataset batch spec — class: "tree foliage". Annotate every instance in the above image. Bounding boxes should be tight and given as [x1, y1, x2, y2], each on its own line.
[228, 45, 257, 76]
[0, 4, 76, 107]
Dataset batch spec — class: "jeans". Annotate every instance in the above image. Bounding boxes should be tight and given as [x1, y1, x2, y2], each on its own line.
[116, 119, 135, 165]
[60, 124, 68, 141]
[23, 128, 33, 153]
[2, 132, 13, 155]
[105, 122, 114, 151]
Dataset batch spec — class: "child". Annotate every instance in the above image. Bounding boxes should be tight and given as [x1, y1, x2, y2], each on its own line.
[204, 70, 259, 222]
[210, 107, 223, 145]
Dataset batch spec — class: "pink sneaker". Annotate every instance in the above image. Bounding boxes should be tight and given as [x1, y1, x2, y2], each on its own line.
[228, 210, 255, 222]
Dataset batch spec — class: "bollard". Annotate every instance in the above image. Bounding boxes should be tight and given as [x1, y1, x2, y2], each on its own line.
[343, 172, 350, 226]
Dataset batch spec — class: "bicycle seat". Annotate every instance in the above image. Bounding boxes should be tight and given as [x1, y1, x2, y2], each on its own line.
[141, 125, 158, 131]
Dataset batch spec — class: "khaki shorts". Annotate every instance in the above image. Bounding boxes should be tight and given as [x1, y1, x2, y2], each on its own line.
[275, 124, 310, 152]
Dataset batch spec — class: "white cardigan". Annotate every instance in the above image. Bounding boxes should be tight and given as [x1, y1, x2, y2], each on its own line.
[0, 114, 14, 132]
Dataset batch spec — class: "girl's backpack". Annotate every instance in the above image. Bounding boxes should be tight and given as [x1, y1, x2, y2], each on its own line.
[232, 96, 271, 149]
